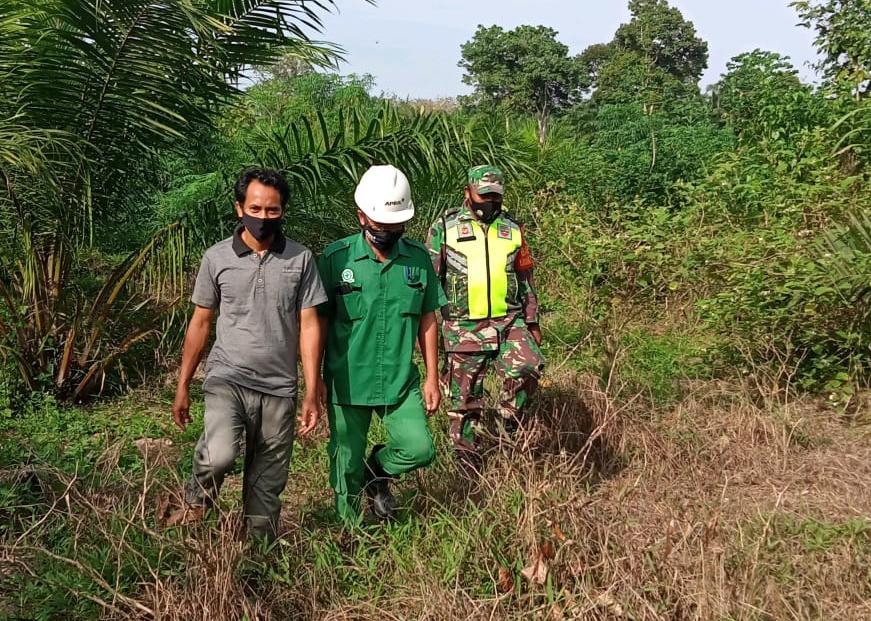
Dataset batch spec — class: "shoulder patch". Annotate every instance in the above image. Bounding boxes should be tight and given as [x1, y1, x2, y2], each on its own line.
[442, 206, 467, 222]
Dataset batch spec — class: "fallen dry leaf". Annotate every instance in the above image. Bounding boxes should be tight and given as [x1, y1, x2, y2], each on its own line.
[596, 592, 625, 618]
[541, 540, 556, 560]
[163, 505, 205, 528]
[496, 566, 514, 594]
[521, 549, 548, 585]
[551, 523, 568, 543]
[154, 492, 172, 526]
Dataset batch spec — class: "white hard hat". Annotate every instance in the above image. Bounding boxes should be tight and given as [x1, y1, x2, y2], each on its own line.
[354, 165, 415, 224]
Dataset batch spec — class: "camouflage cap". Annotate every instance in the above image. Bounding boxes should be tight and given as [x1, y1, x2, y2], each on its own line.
[467, 165, 504, 195]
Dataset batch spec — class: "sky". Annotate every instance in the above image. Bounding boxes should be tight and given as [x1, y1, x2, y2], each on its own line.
[316, 0, 821, 99]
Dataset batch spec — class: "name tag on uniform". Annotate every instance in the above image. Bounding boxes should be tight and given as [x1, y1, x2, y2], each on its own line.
[456, 222, 476, 242]
[335, 282, 360, 295]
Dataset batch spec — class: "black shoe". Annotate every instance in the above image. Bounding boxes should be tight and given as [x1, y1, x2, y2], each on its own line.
[364, 444, 395, 520]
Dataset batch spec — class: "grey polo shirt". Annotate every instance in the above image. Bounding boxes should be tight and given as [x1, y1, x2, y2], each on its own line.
[191, 227, 327, 398]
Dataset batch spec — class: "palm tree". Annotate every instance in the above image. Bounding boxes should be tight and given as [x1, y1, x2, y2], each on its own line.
[0, 0, 343, 400]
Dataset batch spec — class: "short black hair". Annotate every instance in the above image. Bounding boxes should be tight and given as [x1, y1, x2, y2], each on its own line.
[234, 168, 291, 207]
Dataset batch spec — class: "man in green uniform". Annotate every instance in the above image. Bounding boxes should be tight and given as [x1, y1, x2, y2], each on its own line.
[318, 164, 446, 524]
[426, 165, 544, 466]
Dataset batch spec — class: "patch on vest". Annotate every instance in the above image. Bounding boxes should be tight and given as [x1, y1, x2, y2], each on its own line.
[497, 224, 512, 240]
[341, 268, 355, 283]
[456, 223, 476, 241]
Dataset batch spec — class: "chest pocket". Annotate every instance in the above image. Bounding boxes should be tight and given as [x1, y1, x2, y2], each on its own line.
[399, 265, 425, 316]
[336, 287, 363, 321]
[278, 266, 302, 311]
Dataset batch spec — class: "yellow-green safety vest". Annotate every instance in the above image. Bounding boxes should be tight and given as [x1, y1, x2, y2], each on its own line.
[445, 216, 522, 320]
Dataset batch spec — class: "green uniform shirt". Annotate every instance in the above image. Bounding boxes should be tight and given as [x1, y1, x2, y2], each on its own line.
[318, 233, 447, 406]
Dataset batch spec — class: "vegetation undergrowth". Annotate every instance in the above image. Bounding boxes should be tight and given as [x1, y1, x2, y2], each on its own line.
[2, 361, 870, 619]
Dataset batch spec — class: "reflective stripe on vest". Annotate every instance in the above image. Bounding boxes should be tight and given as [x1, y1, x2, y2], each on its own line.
[445, 217, 522, 320]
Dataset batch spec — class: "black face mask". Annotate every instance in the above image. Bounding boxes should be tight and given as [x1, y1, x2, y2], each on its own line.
[242, 213, 282, 241]
[364, 226, 403, 251]
[471, 199, 502, 224]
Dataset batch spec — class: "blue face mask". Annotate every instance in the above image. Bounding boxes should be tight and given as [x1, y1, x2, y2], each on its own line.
[242, 213, 282, 241]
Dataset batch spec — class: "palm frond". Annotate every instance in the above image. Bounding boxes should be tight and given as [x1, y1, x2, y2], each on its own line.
[2, 0, 341, 239]
[831, 103, 871, 157]
[817, 207, 871, 309]
[206, 0, 345, 70]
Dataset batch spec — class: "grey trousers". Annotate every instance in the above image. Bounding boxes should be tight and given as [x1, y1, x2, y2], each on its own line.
[185, 378, 296, 540]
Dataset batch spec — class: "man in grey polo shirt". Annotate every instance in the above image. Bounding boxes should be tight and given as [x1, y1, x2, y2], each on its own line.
[170, 168, 326, 541]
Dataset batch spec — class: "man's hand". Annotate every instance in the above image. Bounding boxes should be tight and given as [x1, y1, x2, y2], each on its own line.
[316, 378, 327, 410]
[528, 323, 542, 346]
[172, 387, 192, 431]
[423, 376, 441, 415]
[298, 393, 320, 436]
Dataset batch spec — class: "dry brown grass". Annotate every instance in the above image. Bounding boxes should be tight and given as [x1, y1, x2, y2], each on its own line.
[2, 370, 869, 620]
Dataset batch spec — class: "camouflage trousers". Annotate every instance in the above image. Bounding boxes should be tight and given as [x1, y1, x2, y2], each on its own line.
[441, 320, 545, 453]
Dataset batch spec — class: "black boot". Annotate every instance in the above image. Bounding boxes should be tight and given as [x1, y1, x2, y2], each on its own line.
[364, 444, 395, 520]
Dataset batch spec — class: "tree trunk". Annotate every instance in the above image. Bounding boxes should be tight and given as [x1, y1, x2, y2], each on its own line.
[537, 113, 548, 147]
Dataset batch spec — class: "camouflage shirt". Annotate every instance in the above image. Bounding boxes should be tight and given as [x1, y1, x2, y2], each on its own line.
[426, 205, 539, 352]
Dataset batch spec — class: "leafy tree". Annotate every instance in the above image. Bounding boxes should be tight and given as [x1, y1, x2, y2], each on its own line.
[793, 0, 871, 96]
[614, 0, 709, 83]
[459, 25, 584, 145]
[594, 50, 700, 112]
[577, 0, 708, 110]
[575, 43, 616, 97]
[714, 50, 826, 141]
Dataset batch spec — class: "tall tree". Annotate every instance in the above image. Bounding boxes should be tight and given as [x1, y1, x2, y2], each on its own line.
[459, 25, 584, 145]
[577, 0, 708, 109]
[594, 50, 699, 112]
[614, 0, 709, 83]
[576, 43, 617, 97]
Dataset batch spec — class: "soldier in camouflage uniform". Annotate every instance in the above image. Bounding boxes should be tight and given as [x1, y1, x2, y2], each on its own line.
[426, 165, 544, 461]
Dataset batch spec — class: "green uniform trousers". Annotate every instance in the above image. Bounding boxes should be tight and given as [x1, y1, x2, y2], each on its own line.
[328, 386, 435, 524]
